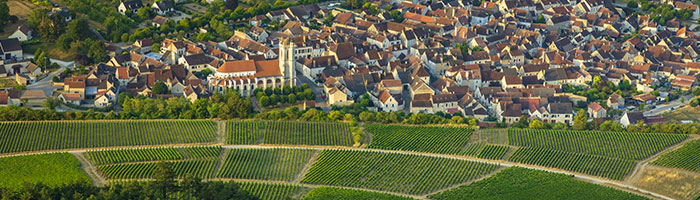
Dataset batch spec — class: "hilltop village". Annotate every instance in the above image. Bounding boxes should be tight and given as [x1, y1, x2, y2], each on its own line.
[2, 0, 700, 126]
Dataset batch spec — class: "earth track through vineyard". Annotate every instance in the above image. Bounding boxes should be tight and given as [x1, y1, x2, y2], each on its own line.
[70, 151, 107, 187]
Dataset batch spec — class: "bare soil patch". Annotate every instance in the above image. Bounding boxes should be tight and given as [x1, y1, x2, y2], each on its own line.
[633, 165, 700, 200]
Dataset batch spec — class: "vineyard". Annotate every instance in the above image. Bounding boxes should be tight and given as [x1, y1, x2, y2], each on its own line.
[301, 150, 499, 195]
[365, 124, 473, 154]
[86, 147, 183, 165]
[0, 153, 91, 190]
[429, 167, 646, 200]
[508, 129, 687, 160]
[508, 147, 637, 180]
[303, 187, 416, 200]
[239, 182, 301, 200]
[477, 128, 508, 145]
[226, 120, 353, 146]
[217, 148, 316, 181]
[0, 120, 217, 154]
[653, 138, 700, 172]
[461, 142, 486, 156]
[476, 145, 509, 160]
[93, 147, 221, 179]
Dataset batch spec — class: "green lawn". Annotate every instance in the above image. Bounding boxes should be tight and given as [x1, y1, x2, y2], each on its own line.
[0, 153, 91, 190]
[429, 167, 648, 200]
[22, 40, 76, 61]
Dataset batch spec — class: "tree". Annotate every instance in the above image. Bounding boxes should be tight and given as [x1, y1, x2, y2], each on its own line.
[573, 109, 588, 130]
[225, 0, 238, 10]
[693, 86, 700, 96]
[627, 0, 638, 9]
[66, 15, 91, 39]
[0, 0, 11, 27]
[38, 14, 66, 41]
[43, 97, 61, 110]
[288, 94, 296, 104]
[389, 10, 404, 22]
[152, 162, 177, 198]
[34, 49, 50, 70]
[681, 96, 685, 103]
[152, 82, 170, 94]
[136, 7, 153, 21]
[324, 13, 335, 26]
[88, 40, 107, 63]
[259, 96, 270, 107]
[529, 119, 545, 129]
[690, 98, 699, 107]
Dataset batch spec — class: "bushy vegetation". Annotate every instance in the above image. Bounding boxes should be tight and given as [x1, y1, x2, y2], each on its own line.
[429, 167, 647, 200]
[227, 120, 353, 146]
[0, 120, 216, 153]
[217, 148, 315, 181]
[303, 187, 416, 200]
[365, 124, 473, 154]
[0, 153, 90, 190]
[653, 139, 700, 172]
[301, 150, 499, 195]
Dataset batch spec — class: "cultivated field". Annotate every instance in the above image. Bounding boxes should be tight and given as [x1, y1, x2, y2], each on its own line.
[303, 187, 416, 200]
[508, 147, 637, 180]
[653, 139, 700, 172]
[301, 150, 499, 195]
[476, 144, 509, 160]
[508, 129, 687, 160]
[226, 120, 353, 146]
[92, 147, 221, 179]
[0, 120, 217, 154]
[429, 167, 647, 200]
[217, 148, 316, 181]
[239, 182, 302, 200]
[0, 153, 91, 190]
[505, 129, 686, 179]
[365, 124, 473, 154]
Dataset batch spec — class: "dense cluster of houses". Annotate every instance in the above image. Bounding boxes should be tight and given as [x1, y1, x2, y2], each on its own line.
[3, 0, 700, 125]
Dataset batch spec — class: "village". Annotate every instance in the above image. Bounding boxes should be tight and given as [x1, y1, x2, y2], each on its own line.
[2, 0, 700, 127]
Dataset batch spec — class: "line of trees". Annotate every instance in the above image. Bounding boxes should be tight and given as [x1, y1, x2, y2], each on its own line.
[512, 109, 700, 134]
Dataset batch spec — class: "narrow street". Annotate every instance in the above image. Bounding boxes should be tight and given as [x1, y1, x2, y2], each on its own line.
[23, 54, 74, 97]
[296, 75, 330, 111]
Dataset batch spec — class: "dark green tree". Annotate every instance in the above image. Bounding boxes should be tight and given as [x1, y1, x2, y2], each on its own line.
[152, 82, 170, 94]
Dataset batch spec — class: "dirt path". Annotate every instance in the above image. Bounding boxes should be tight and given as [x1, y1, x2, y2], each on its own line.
[501, 146, 518, 160]
[359, 127, 372, 148]
[70, 151, 107, 187]
[293, 150, 321, 183]
[216, 121, 226, 144]
[212, 148, 231, 178]
[625, 135, 700, 185]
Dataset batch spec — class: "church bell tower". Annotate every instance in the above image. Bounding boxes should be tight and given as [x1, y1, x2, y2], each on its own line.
[279, 38, 296, 86]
